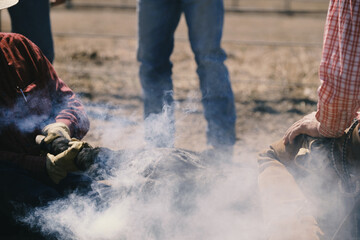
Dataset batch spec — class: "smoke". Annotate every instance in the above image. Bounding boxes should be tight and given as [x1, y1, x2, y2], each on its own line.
[21, 148, 262, 240]
[0, 99, 48, 133]
[143, 103, 175, 148]
[17, 103, 264, 240]
[257, 136, 358, 239]
[13, 102, 356, 240]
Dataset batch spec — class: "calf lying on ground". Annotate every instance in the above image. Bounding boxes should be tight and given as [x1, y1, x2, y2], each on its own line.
[38, 135, 208, 181]
[18, 135, 220, 239]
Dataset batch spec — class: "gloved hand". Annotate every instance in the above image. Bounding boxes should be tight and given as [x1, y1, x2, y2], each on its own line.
[46, 140, 85, 184]
[42, 122, 71, 144]
[267, 214, 324, 240]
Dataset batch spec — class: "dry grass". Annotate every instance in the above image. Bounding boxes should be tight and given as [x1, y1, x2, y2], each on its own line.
[0, 7, 327, 153]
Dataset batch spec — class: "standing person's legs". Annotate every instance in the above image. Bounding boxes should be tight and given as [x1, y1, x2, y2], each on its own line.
[8, 0, 54, 63]
[183, 0, 236, 151]
[137, 0, 182, 147]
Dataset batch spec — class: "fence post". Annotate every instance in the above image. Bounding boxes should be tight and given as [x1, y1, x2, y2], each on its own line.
[232, 0, 239, 9]
[66, 0, 73, 9]
[284, 0, 291, 12]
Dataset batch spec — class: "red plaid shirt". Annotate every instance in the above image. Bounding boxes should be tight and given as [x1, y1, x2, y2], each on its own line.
[316, 0, 360, 137]
[0, 33, 89, 179]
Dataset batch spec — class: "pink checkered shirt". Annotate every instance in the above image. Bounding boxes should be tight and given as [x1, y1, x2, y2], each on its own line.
[316, 0, 360, 137]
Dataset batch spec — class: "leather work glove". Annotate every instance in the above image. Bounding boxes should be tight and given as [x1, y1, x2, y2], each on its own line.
[258, 136, 325, 240]
[267, 214, 324, 240]
[42, 122, 71, 144]
[46, 140, 85, 184]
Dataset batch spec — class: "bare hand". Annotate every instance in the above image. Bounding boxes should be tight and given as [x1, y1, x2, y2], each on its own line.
[283, 112, 321, 145]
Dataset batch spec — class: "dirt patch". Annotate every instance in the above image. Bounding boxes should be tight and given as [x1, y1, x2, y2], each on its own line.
[16, 9, 323, 157]
[0, 6, 330, 239]
[0, 7, 327, 167]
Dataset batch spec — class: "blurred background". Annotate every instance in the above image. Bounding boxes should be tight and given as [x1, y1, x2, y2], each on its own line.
[42, 0, 329, 12]
[0, 2, 334, 239]
[1, 0, 328, 154]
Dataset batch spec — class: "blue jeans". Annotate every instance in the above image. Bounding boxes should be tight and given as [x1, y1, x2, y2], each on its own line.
[137, 0, 236, 147]
[8, 0, 54, 63]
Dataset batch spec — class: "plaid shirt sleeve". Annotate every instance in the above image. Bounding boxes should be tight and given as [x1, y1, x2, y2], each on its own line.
[316, 0, 360, 137]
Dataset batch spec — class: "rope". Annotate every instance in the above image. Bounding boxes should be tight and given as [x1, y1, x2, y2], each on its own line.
[331, 119, 359, 193]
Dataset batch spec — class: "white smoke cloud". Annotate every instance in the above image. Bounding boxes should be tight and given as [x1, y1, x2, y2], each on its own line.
[22, 147, 263, 240]
[18, 104, 264, 239]
[16, 104, 355, 240]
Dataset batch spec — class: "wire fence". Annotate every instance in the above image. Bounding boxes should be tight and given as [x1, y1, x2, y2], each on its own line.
[64, 0, 329, 13]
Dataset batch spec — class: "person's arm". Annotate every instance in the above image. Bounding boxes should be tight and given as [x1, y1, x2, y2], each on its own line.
[48, 76, 90, 139]
[20, 34, 90, 139]
[257, 138, 323, 240]
[284, 0, 360, 143]
[316, 0, 360, 137]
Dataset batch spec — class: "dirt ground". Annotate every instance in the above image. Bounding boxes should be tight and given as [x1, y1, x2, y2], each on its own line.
[0, 5, 333, 239]
[0, 6, 328, 164]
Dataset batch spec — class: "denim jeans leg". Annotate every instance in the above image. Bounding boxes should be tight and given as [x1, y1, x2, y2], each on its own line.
[137, 0, 182, 147]
[183, 0, 236, 147]
[8, 0, 54, 63]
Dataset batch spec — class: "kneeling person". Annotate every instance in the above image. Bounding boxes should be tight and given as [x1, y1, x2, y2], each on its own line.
[258, 120, 360, 240]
